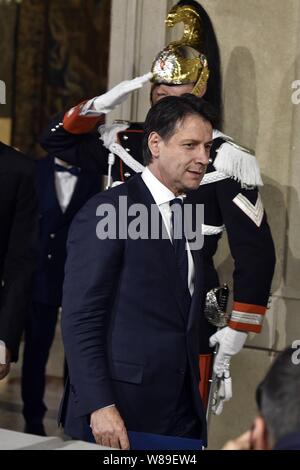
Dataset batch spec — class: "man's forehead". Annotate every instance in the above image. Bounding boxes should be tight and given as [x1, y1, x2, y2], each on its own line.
[175, 114, 212, 131]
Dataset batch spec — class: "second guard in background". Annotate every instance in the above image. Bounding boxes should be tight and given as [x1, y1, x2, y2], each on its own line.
[21, 155, 101, 435]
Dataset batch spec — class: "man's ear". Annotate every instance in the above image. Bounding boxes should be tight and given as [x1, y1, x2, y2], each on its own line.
[250, 416, 270, 450]
[148, 132, 160, 159]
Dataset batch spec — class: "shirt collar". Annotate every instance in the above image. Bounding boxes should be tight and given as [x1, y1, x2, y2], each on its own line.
[54, 157, 74, 170]
[141, 167, 184, 206]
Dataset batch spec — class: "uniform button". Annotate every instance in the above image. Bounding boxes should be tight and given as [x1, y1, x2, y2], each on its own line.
[124, 172, 131, 178]
[123, 135, 128, 140]
[47, 254, 52, 260]
[178, 368, 185, 375]
[51, 128, 56, 132]
[125, 148, 131, 152]
[50, 233, 55, 239]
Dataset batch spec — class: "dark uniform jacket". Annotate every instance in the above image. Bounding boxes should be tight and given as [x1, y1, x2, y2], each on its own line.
[33, 156, 101, 307]
[0, 142, 38, 361]
[40, 102, 276, 351]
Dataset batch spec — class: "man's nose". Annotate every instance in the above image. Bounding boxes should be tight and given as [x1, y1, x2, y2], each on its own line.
[195, 147, 210, 165]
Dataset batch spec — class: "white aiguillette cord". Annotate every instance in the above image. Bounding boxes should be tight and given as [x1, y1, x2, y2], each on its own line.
[109, 143, 145, 173]
[99, 123, 145, 188]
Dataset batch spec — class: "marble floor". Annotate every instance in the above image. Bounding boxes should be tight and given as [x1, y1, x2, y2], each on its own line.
[0, 323, 65, 439]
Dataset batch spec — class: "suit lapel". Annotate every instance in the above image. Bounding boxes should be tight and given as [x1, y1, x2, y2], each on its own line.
[56, 167, 90, 223]
[39, 158, 63, 216]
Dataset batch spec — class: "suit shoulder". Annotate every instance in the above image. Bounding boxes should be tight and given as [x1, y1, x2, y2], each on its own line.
[0, 141, 36, 176]
[36, 155, 54, 174]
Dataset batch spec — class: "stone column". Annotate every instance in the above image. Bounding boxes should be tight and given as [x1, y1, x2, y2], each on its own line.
[107, 0, 173, 124]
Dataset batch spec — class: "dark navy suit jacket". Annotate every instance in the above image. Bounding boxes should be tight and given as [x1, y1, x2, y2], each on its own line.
[274, 432, 300, 450]
[33, 156, 101, 306]
[0, 142, 38, 361]
[60, 174, 206, 441]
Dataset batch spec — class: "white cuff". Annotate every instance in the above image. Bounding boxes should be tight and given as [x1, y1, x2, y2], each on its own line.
[0, 340, 6, 364]
[80, 98, 104, 116]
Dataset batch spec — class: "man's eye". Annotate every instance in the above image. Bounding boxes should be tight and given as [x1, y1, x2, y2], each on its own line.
[205, 144, 212, 151]
[184, 143, 194, 148]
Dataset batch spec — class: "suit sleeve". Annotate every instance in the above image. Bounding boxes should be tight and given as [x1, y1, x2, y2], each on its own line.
[62, 194, 124, 417]
[0, 168, 38, 361]
[216, 178, 276, 333]
[39, 101, 108, 173]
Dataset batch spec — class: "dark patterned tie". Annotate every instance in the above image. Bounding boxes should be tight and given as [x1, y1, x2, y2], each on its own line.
[169, 198, 189, 290]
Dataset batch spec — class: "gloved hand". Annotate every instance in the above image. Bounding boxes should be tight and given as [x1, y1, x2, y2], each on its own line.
[209, 326, 248, 377]
[93, 72, 153, 114]
[211, 371, 232, 415]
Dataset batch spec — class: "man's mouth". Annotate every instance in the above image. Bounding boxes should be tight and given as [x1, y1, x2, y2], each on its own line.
[186, 169, 202, 176]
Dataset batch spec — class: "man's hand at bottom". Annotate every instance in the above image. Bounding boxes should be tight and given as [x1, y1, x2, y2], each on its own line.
[90, 405, 130, 449]
[222, 431, 252, 450]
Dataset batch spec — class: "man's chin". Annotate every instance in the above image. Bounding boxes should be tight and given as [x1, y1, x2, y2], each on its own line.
[180, 184, 199, 194]
[184, 179, 203, 192]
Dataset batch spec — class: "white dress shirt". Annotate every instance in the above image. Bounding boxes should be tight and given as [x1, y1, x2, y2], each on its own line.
[142, 167, 195, 296]
[54, 158, 78, 212]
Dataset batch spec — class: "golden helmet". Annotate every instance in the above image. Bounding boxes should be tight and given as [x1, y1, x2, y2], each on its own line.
[151, 2, 210, 96]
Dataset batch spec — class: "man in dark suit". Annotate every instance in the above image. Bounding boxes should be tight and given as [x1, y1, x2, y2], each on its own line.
[60, 95, 217, 449]
[21, 156, 101, 435]
[0, 141, 38, 380]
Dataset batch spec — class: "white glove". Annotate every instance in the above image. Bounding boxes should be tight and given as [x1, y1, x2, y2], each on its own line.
[212, 371, 232, 415]
[93, 72, 153, 114]
[209, 326, 247, 377]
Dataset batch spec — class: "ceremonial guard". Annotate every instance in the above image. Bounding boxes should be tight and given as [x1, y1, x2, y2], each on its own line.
[40, 1, 275, 412]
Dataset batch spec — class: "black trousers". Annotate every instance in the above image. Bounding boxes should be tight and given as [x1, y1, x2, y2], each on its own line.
[21, 302, 59, 424]
[166, 370, 203, 439]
